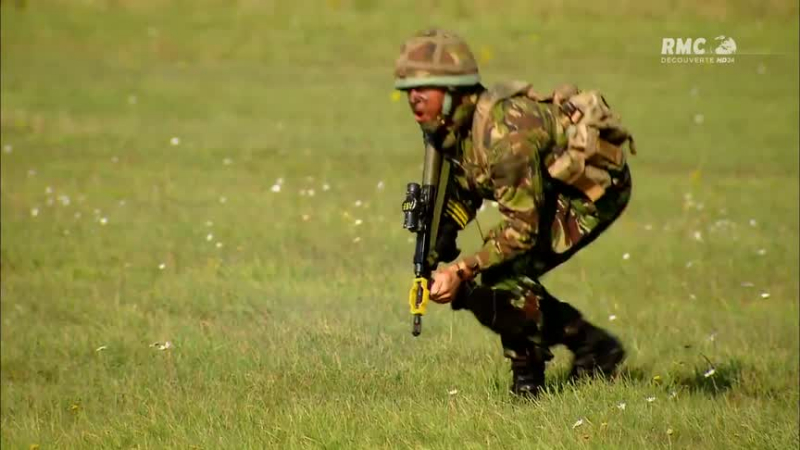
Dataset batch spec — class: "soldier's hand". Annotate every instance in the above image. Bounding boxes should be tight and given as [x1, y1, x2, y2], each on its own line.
[430, 265, 462, 304]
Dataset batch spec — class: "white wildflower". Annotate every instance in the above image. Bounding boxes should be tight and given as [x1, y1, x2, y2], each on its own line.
[119, 200, 126, 206]
[170, 137, 180, 146]
[30, 207, 39, 217]
[307, 189, 315, 197]
[354, 219, 363, 226]
[205, 220, 213, 227]
[756, 248, 766, 256]
[301, 214, 310, 221]
[644, 224, 653, 231]
[215, 242, 223, 249]
[377, 181, 385, 191]
[206, 233, 213, 242]
[223, 158, 233, 165]
[703, 368, 716, 378]
[693, 113, 705, 125]
[353, 237, 361, 243]
[219, 196, 227, 204]
[685, 261, 694, 268]
[95, 345, 107, 352]
[646, 396, 657, 403]
[3, 144, 12, 154]
[622, 253, 630, 260]
[354, 200, 363, 207]
[669, 390, 678, 399]
[690, 294, 697, 300]
[448, 389, 458, 396]
[322, 183, 331, 191]
[271, 184, 281, 193]
[491, 201, 498, 208]
[158, 263, 166, 270]
[276, 177, 284, 185]
[572, 418, 585, 429]
[99, 217, 108, 225]
[692, 231, 703, 242]
[152, 341, 173, 351]
[749, 219, 757, 227]
[609, 314, 617, 322]
[760, 292, 770, 299]
[45, 186, 53, 195]
[616, 402, 626, 410]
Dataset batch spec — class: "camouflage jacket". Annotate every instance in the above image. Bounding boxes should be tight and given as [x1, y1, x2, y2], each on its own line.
[441, 90, 568, 274]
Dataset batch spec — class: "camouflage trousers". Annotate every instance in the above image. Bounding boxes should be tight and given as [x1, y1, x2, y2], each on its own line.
[452, 166, 632, 361]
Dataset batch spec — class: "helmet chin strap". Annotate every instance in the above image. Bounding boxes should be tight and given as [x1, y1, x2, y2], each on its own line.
[441, 91, 453, 116]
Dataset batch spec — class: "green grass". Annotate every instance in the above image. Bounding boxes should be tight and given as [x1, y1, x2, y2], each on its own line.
[1, 1, 799, 448]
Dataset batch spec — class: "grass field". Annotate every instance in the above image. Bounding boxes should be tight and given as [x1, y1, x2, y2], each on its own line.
[1, 1, 799, 448]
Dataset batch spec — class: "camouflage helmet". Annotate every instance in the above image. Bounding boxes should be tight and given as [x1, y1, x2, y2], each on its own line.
[394, 29, 480, 90]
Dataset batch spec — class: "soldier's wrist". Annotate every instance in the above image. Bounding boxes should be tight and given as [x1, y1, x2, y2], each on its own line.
[451, 260, 478, 281]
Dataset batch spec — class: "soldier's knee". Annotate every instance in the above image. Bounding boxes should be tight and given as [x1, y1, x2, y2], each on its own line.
[453, 285, 528, 335]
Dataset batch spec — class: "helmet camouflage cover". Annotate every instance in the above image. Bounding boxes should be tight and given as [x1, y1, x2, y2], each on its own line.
[394, 29, 480, 90]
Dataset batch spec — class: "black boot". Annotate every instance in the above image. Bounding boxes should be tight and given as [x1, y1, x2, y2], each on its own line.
[563, 319, 625, 380]
[504, 340, 552, 398]
[508, 353, 546, 398]
[510, 358, 544, 397]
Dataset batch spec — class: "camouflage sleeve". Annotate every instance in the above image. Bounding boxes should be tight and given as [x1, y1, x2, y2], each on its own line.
[461, 97, 555, 273]
[431, 172, 483, 265]
[444, 170, 483, 230]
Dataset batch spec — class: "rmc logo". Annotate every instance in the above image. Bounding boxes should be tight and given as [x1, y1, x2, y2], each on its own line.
[660, 36, 737, 64]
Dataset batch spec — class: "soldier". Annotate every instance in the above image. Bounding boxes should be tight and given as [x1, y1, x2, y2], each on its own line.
[395, 29, 635, 397]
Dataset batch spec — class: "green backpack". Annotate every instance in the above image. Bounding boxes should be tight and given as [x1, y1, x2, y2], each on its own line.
[472, 81, 636, 202]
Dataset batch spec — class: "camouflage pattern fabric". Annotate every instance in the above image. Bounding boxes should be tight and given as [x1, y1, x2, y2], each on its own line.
[438, 89, 632, 354]
[442, 92, 632, 273]
[394, 29, 481, 90]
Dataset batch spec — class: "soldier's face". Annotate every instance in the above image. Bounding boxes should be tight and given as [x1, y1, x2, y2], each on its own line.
[407, 87, 445, 124]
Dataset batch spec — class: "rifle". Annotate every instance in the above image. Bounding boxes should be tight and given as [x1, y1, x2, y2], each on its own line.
[401, 132, 451, 337]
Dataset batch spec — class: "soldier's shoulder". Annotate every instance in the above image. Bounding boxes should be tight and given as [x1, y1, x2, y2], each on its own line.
[471, 82, 555, 162]
[480, 94, 552, 139]
[492, 95, 540, 118]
